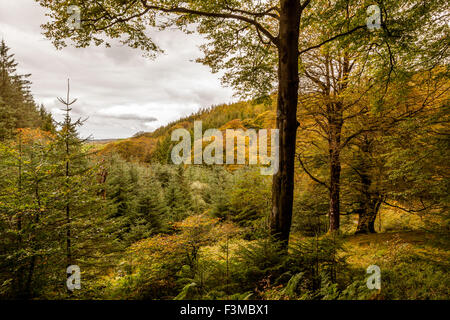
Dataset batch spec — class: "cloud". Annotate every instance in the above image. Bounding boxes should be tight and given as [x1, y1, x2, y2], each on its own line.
[0, 0, 235, 139]
[97, 111, 158, 122]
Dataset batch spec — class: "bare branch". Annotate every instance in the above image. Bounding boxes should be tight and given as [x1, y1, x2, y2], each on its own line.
[299, 25, 366, 55]
[297, 154, 330, 190]
[382, 201, 431, 214]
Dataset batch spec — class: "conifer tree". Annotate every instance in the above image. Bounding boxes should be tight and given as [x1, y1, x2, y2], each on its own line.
[0, 128, 58, 298]
[129, 175, 167, 241]
[52, 80, 108, 296]
[104, 159, 136, 243]
[165, 166, 192, 222]
[0, 40, 41, 140]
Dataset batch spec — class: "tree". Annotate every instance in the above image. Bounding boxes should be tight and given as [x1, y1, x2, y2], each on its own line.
[297, 50, 361, 232]
[0, 40, 42, 141]
[55, 80, 81, 276]
[298, 63, 449, 234]
[165, 166, 193, 222]
[52, 80, 108, 296]
[376, 69, 449, 228]
[347, 132, 384, 234]
[39, 104, 56, 133]
[0, 128, 60, 298]
[295, 0, 449, 232]
[226, 169, 271, 231]
[129, 174, 167, 241]
[104, 156, 138, 242]
[152, 135, 172, 164]
[37, 0, 449, 246]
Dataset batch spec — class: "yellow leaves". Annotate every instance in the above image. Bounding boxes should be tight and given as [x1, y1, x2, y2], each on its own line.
[210, 221, 242, 242]
[171, 121, 191, 132]
[173, 214, 219, 230]
[99, 98, 276, 165]
[128, 214, 227, 266]
[130, 234, 181, 255]
[128, 233, 186, 269]
[16, 128, 54, 144]
[220, 119, 246, 131]
[100, 136, 157, 162]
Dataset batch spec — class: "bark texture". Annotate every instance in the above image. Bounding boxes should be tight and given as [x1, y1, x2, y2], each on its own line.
[269, 0, 300, 248]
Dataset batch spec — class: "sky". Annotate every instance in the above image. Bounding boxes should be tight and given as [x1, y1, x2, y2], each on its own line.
[0, 0, 235, 139]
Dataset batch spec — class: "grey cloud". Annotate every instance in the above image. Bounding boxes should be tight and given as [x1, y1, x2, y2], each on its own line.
[0, 0, 235, 139]
[98, 112, 158, 122]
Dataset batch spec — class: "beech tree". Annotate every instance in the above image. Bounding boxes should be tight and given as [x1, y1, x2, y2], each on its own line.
[37, 0, 448, 245]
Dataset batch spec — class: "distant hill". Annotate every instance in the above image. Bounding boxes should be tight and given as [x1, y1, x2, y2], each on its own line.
[100, 98, 277, 163]
[87, 138, 121, 145]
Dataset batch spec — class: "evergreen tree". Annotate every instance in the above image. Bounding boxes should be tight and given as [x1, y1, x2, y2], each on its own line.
[0, 40, 41, 140]
[127, 175, 167, 241]
[165, 166, 192, 222]
[38, 104, 55, 133]
[0, 128, 60, 298]
[51, 80, 109, 297]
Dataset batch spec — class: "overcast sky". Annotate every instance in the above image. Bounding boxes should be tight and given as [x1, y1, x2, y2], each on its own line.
[0, 0, 235, 139]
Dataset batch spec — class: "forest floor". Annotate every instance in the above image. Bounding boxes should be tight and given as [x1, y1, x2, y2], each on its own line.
[287, 208, 449, 299]
[343, 230, 450, 269]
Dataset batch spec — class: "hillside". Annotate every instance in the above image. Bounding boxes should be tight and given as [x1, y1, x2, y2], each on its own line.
[100, 99, 277, 163]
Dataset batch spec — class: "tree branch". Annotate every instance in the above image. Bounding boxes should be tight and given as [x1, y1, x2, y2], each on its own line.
[297, 154, 330, 190]
[139, 0, 279, 45]
[382, 201, 430, 213]
[300, 0, 312, 12]
[299, 25, 366, 55]
[223, 1, 280, 20]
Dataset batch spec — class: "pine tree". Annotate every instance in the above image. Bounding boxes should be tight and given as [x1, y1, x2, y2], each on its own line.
[52, 80, 108, 297]
[165, 166, 192, 222]
[0, 40, 41, 140]
[127, 174, 167, 241]
[39, 104, 55, 133]
[0, 128, 59, 298]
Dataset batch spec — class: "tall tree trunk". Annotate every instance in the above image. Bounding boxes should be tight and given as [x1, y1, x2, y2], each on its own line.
[24, 181, 42, 299]
[64, 81, 73, 293]
[326, 55, 349, 233]
[354, 136, 382, 234]
[355, 199, 381, 234]
[269, 0, 300, 249]
[355, 166, 372, 234]
[329, 154, 341, 232]
[328, 110, 343, 232]
[66, 141, 73, 295]
[367, 205, 378, 233]
[15, 132, 24, 296]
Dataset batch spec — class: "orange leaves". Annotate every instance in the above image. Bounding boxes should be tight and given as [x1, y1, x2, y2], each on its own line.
[100, 136, 157, 162]
[211, 221, 242, 241]
[128, 214, 232, 265]
[130, 234, 182, 258]
[220, 119, 246, 131]
[173, 214, 219, 230]
[15, 128, 54, 145]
